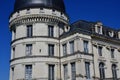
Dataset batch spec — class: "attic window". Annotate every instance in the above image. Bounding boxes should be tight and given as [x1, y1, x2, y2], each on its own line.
[97, 26, 101, 34]
[95, 22, 103, 34]
[52, 9, 55, 12]
[40, 8, 43, 10]
[108, 31, 114, 37]
[26, 9, 30, 14]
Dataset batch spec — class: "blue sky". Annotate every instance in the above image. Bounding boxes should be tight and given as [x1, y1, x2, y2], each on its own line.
[0, 0, 120, 80]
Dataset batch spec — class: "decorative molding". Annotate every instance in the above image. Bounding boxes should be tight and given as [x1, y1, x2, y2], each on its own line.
[9, 14, 69, 30]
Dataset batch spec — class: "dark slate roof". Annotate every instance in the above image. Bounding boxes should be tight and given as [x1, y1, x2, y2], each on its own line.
[60, 20, 120, 40]
[70, 20, 95, 32]
[14, 0, 65, 13]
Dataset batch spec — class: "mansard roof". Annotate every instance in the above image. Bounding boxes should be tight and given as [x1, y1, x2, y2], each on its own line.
[60, 20, 120, 42]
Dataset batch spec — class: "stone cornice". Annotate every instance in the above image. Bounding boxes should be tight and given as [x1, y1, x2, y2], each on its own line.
[9, 14, 69, 30]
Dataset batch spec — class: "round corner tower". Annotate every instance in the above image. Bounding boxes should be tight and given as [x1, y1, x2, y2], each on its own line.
[9, 0, 69, 80]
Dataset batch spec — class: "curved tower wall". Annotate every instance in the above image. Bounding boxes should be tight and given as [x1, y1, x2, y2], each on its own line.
[9, 4, 69, 80]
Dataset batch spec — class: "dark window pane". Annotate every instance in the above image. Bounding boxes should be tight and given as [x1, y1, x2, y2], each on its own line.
[26, 44, 32, 56]
[48, 65, 54, 80]
[27, 25, 33, 37]
[48, 44, 54, 56]
[25, 65, 32, 80]
[99, 63, 105, 79]
[63, 44, 67, 56]
[48, 25, 54, 37]
[98, 46, 102, 56]
[70, 41, 74, 54]
[71, 62, 76, 80]
[85, 62, 90, 79]
[83, 41, 89, 53]
[63, 64, 68, 80]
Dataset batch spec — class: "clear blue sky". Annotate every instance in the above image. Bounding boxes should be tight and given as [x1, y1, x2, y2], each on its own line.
[0, 0, 120, 80]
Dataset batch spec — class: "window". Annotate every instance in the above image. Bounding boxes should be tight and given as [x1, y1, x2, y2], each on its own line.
[85, 62, 90, 79]
[99, 63, 105, 79]
[71, 62, 76, 80]
[63, 64, 68, 80]
[13, 29, 16, 39]
[11, 67, 14, 80]
[25, 65, 32, 80]
[83, 41, 89, 53]
[98, 46, 102, 56]
[48, 44, 54, 56]
[112, 64, 117, 79]
[97, 26, 101, 34]
[26, 44, 32, 56]
[12, 47, 15, 58]
[48, 25, 54, 37]
[27, 25, 33, 37]
[111, 49, 115, 58]
[48, 65, 54, 80]
[70, 41, 74, 54]
[63, 44, 67, 56]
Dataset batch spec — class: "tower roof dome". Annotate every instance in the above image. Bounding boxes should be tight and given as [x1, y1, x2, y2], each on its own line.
[14, 0, 66, 12]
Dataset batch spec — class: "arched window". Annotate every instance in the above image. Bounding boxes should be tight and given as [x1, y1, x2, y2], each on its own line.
[99, 63, 105, 79]
[112, 64, 117, 79]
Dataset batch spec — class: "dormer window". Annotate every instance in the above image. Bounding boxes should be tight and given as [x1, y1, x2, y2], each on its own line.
[118, 31, 120, 39]
[40, 8, 44, 13]
[64, 26, 70, 32]
[26, 9, 30, 14]
[95, 22, 103, 34]
[97, 26, 101, 34]
[108, 31, 114, 37]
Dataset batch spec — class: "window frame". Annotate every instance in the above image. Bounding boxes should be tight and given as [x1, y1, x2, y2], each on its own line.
[25, 65, 32, 80]
[83, 40, 89, 53]
[48, 65, 55, 80]
[98, 46, 103, 56]
[111, 49, 115, 58]
[48, 44, 54, 56]
[27, 25, 33, 37]
[85, 62, 91, 79]
[48, 25, 54, 37]
[99, 63, 105, 79]
[26, 44, 32, 56]
[63, 43, 67, 56]
[112, 64, 117, 79]
[70, 41, 74, 54]
[71, 62, 76, 80]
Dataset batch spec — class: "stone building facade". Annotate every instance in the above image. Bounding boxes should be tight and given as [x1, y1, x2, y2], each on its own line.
[9, 0, 120, 80]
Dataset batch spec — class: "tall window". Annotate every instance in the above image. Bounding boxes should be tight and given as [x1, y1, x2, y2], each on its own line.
[12, 47, 15, 58]
[11, 67, 14, 80]
[27, 25, 33, 37]
[112, 64, 117, 79]
[97, 26, 101, 34]
[48, 65, 54, 80]
[85, 62, 90, 79]
[13, 29, 16, 39]
[99, 63, 105, 79]
[111, 49, 115, 58]
[48, 25, 54, 37]
[71, 62, 76, 80]
[25, 65, 32, 80]
[70, 41, 74, 54]
[83, 41, 88, 53]
[48, 44, 54, 56]
[63, 44, 67, 56]
[98, 46, 102, 56]
[26, 44, 32, 56]
[63, 64, 68, 80]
